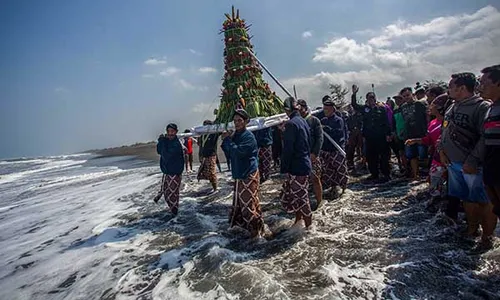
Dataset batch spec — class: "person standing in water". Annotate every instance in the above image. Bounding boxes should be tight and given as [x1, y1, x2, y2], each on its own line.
[221, 109, 265, 239]
[156, 123, 184, 215]
[197, 120, 219, 192]
[297, 98, 324, 209]
[318, 96, 349, 196]
[399, 86, 429, 180]
[351, 85, 392, 182]
[183, 129, 195, 172]
[439, 72, 494, 250]
[479, 64, 500, 232]
[253, 127, 273, 183]
[280, 97, 313, 229]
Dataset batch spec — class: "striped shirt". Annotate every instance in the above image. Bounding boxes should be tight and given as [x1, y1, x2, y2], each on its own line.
[484, 100, 500, 186]
[484, 101, 500, 146]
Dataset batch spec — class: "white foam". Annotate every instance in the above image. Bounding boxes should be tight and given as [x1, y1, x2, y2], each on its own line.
[0, 159, 87, 185]
[0, 204, 20, 213]
[0, 158, 52, 165]
[152, 262, 239, 300]
[322, 262, 387, 298]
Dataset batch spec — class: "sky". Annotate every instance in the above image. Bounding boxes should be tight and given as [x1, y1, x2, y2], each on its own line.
[1, 0, 499, 159]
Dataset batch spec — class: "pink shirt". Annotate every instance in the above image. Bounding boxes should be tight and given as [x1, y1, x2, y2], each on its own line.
[421, 118, 442, 165]
[421, 119, 441, 147]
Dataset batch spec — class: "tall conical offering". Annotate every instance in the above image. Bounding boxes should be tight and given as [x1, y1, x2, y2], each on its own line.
[215, 6, 283, 125]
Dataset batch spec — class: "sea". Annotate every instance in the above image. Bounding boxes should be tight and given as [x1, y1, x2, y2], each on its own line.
[0, 154, 499, 300]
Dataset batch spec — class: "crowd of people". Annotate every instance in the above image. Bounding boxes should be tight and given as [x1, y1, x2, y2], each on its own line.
[155, 64, 499, 249]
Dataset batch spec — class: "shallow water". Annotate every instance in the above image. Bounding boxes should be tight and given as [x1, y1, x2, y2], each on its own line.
[0, 155, 499, 300]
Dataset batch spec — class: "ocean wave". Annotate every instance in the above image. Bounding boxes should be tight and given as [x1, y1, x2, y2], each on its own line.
[0, 159, 88, 185]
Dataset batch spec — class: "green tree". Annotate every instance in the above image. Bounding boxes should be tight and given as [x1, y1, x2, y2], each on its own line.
[422, 79, 448, 91]
[329, 83, 349, 107]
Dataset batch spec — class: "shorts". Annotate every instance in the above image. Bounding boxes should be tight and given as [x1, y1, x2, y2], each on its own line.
[447, 162, 488, 203]
[405, 144, 428, 160]
[184, 153, 193, 163]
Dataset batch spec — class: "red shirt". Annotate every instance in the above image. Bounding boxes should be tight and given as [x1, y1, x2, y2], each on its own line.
[184, 138, 193, 154]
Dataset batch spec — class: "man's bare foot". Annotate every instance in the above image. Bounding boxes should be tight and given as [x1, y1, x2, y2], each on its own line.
[290, 219, 305, 229]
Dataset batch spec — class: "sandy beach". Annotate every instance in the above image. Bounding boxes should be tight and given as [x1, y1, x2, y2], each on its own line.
[92, 140, 228, 164]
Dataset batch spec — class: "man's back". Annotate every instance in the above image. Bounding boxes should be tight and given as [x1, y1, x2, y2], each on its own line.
[305, 114, 323, 155]
[281, 112, 311, 176]
[400, 101, 428, 139]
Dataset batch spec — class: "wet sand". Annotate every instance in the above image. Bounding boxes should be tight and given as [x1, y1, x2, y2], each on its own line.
[92, 141, 228, 163]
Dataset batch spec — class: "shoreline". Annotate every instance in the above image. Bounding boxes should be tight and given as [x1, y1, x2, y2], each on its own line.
[91, 140, 228, 163]
[92, 142, 160, 162]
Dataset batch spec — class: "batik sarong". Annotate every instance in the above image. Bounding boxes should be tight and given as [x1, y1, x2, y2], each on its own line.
[429, 162, 446, 197]
[258, 146, 272, 182]
[320, 150, 348, 189]
[230, 170, 265, 235]
[281, 174, 312, 217]
[163, 174, 182, 213]
[197, 155, 217, 183]
[311, 156, 322, 179]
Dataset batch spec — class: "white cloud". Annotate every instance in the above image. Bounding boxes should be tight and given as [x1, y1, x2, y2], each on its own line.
[144, 57, 167, 65]
[159, 67, 181, 76]
[189, 49, 203, 56]
[313, 37, 419, 68]
[176, 79, 208, 92]
[288, 5, 500, 102]
[191, 102, 211, 113]
[198, 67, 217, 74]
[367, 6, 500, 48]
[302, 31, 313, 39]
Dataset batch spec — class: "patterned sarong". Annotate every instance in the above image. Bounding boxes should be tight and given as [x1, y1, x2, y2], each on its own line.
[429, 163, 446, 197]
[230, 170, 265, 235]
[197, 155, 217, 183]
[163, 174, 182, 213]
[281, 174, 312, 217]
[320, 150, 348, 189]
[311, 156, 322, 179]
[258, 146, 272, 183]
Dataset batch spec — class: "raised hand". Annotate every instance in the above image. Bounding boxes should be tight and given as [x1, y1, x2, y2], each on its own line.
[352, 84, 359, 94]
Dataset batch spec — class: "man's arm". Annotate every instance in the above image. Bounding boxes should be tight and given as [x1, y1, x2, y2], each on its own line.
[156, 136, 165, 155]
[180, 139, 187, 152]
[230, 132, 257, 159]
[311, 117, 323, 156]
[464, 102, 490, 170]
[351, 84, 363, 113]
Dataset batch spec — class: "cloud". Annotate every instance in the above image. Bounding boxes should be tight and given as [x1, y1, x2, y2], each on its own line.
[191, 102, 211, 113]
[144, 57, 167, 65]
[313, 37, 417, 68]
[176, 79, 208, 91]
[302, 31, 313, 39]
[367, 6, 500, 49]
[287, 5, 500, 102]
[141, 74, 155, 79]
[198, 67, 217, 74]
[189, 49, 203, 56]
[159, 67, 181, 76]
